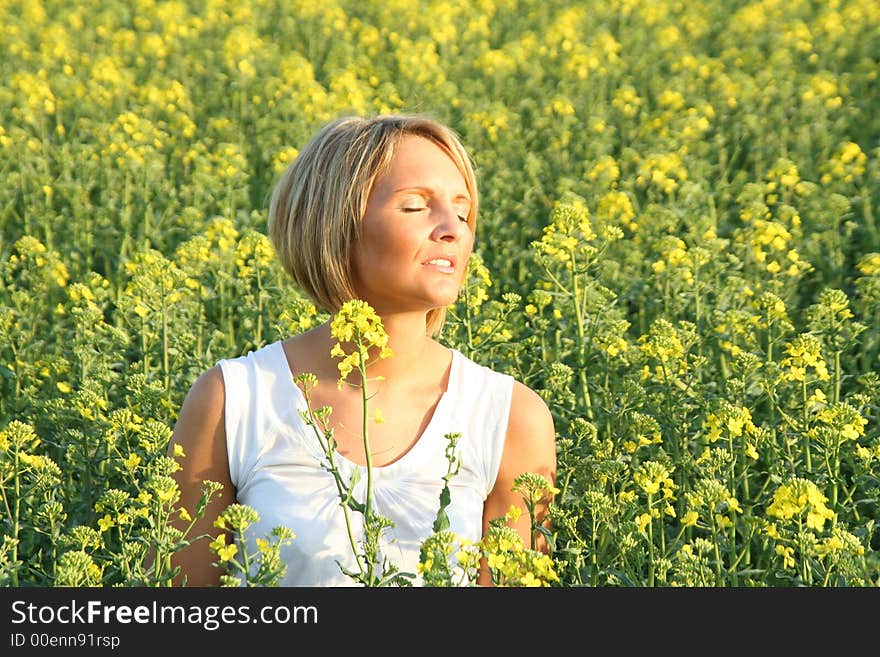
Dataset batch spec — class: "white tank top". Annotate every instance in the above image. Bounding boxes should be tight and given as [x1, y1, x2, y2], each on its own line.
[217, 340, 514, 586]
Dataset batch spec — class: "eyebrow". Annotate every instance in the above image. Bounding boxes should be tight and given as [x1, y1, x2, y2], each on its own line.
[393, 186, 471, 203]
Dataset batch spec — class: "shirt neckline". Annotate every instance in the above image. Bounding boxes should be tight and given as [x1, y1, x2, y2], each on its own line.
[273, 340, 460, 473]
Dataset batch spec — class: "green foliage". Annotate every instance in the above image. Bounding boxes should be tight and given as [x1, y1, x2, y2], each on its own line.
[2, 0, 879, 586]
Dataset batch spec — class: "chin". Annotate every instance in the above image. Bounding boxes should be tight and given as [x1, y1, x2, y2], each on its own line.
[432, 290, 461, 307]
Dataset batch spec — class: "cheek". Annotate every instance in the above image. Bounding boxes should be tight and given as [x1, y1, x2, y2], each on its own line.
[350, 231, 403, 282]
[462, 235, 475, 262]
[348, 240, 375, 288]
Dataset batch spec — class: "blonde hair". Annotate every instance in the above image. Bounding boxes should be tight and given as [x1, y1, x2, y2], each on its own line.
[268, 114, 478, 338]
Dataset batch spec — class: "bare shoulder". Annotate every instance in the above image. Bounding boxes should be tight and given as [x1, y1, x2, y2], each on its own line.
[177, 366, 225, 425]
[497, 380, 557, 484]
[168, 365, 227, 462]
[167, 365, 235, 585]
[482, 379, 557, 561]
[506, 381, 556, 451]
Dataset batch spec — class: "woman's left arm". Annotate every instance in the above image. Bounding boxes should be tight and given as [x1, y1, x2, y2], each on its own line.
[479, 380, 557, 584]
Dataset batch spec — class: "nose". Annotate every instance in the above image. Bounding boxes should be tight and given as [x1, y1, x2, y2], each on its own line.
[431, 201, 469, 242]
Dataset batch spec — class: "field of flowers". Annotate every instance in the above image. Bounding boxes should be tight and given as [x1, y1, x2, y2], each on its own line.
[1, 0, 879, 587]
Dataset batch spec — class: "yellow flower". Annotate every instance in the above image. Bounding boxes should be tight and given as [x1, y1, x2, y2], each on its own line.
[767, 478, 835, 531]
[636, 512, 652, 533]
[715, 514, 732, 529]
[506, 505, 523, 523]
[156, 487, 176, 504]
[856, 445, 872, 462]
[97, 515, 115, 532]
[56, 381, 72, 394]
[210, 534, 238, 562]
[776, 544, 795, 569]
[123, 453, 141, 471]
[178, 508, 192, 522]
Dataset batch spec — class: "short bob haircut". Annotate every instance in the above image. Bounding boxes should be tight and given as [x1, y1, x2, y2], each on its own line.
[268, 114, 478, 338]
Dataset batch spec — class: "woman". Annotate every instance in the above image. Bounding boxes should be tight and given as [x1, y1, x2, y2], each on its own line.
[168, 114, 556, 586]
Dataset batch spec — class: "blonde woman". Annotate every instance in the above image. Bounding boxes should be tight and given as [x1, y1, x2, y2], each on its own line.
[168, 114, 556, 586]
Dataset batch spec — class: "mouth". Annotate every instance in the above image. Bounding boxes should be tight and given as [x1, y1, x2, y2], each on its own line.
[421, 255, 457, 274]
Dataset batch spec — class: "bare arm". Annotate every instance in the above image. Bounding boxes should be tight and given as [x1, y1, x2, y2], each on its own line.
[166, 366, 236, 586]
[478, 381, 557, 586]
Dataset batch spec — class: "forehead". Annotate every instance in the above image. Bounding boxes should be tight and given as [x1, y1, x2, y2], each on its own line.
[375, 134, 468, 191]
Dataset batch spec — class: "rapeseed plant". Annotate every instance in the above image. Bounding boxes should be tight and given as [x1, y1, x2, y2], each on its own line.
[2, 0, 878, 587]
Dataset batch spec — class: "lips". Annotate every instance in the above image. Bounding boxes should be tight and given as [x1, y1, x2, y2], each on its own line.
[421, 254, 457, 273]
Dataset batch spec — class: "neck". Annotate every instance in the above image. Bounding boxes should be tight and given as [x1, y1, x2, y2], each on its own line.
[317, 310, 436, 390]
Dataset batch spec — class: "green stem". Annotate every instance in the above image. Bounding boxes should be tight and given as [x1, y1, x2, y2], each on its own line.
[647, 493, 655, 587]
[358, 342, 376, 584]
[833, 350, 841, 405]
[141, 315, 149, 378]
[591, 516, 599, 587]
[570, 249, 594, 421]
[11, 449, 20, 586]
[256, 267, 263, 346]
[300, 385, 367, 579]
[711, 515, 722, 586]
[162, 293, 169, 399]
[463, 284, 475, 359]
[802, 379, 811, 473]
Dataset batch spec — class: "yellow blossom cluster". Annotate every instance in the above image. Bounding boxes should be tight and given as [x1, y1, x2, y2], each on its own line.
[741, 211, 810, 277]
[223, 25, 262, 78]
[815, 402, 868, 441]
[802, 71, 844, 109]
[636, 151, 688, 194]
[586, 155, 621, 189]
[272, 146, 299, 174]
[596, 191, 637, 232]
[612, 85, 643, 118]
[11, 70, 57, 128]
[814, 528, 865, 559]
[122, 250, 189, 318]
[764, 158, 802, 197]
[532, 198, 596, 267]
[234, 230, 276, 279]
[204, 217, 240, 252]
[6, 236, 70, 288]
[638, 318, 694, 383]
[703, 403, 761, 460]
[778, 333, 830, 383]
[592, 318, 631, 362]
[856, 252, 880, 276]
[460, 252, 493, 314]
[651, 235, 693, 282]
[102, 111, 168, 170]
[766, 477, 835, 531]
[820, 141, 867, 185]
[633, 460, 675, 500]
[466, 106, 511, 143]
[329, 299, 392, 388]
[481, 524, 559, 587]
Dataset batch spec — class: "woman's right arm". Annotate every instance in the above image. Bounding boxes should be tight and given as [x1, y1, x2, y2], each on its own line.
[166, 365, 236, 586]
